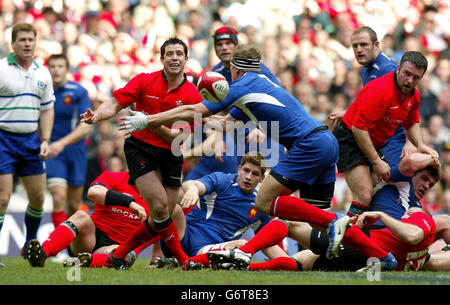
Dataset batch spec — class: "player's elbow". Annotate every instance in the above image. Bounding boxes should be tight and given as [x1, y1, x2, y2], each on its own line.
[404, 228, 424, 246]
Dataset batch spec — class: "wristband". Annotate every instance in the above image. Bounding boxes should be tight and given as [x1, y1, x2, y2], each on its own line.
[105, 189, 134, 207]
[42, 137, 50, 143]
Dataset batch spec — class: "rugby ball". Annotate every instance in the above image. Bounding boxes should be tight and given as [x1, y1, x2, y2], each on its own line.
[197, 72, 229, 102]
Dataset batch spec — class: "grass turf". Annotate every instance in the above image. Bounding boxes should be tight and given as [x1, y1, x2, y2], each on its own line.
[1, 257, 450, 286]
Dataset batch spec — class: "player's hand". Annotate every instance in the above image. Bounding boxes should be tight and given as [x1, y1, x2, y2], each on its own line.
[328, 110, 345, 127]
[180, 188, 200, 210]
[80, 108, 98, 124]
[372, 158, 391, 183]
[400, 140, 417, 159]
[48, 140, 65, 158]
[247, 128, 266, 144]
[355, 211, 380, 228]
[39, 140, 50, 160]
[129, 202, 147, 222]
[118, 110, 149, 135]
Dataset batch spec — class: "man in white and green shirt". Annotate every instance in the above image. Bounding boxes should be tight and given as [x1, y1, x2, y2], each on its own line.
[0, 23, 54, 267]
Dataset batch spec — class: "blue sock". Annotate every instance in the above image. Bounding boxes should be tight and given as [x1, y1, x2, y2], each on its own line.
[24, 205, 44, 245]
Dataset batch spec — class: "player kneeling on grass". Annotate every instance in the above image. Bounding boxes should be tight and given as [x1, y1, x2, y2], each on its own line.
[25, 170, 148, 268]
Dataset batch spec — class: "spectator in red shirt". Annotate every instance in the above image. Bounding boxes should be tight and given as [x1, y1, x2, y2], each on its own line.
[80, 37, 203, 270]
[333, 51, 440, 216]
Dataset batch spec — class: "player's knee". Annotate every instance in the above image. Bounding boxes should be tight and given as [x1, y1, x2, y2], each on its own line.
[254, 197, 270, 214]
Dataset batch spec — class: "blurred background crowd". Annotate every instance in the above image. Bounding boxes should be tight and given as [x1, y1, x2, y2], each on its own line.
[1, 0, 449, 214]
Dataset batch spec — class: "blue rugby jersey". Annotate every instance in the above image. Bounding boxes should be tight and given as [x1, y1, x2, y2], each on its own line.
[51, 81, 91, 148]
[360, 51, 397, 86]
[202, 71, 325, 150]
[185, 172, 271, 241]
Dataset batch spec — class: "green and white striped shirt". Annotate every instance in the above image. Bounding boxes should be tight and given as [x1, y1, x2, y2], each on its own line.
[0, 53, 54, 133]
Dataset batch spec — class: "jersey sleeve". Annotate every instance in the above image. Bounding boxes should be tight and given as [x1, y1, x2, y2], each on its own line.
[197, 172, 222, 194]
[201, 85, 236, 114]
[405, 212, 436, 238]
[112, 73, 145, 108]
[390, 165, 410, 182]
[402, 92, 421, 130]
[77, 86, 92, 115]
[41, 68, 55, 110]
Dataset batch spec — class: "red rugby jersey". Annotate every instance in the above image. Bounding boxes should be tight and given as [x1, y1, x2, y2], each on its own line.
[370, 211, 435, 271]
[89, 171, 150, 244]
[342, 72, 421, 148]
[113, 70, 203, 150]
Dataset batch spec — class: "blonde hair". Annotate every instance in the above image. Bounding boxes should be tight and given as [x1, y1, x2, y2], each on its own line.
[230, 44, 262, 72]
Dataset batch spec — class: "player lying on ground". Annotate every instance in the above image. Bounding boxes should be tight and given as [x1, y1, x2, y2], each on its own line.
[208, 206, 434, 272]
[25, 170, 148, 267]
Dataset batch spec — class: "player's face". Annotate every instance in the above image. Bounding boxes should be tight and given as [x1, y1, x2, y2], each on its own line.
[12, 31, 36, 63]
[215, 40, 236, 64]
[412, 169, 436, 200]
[161, 43, 187, 77]
[237, 162, 263, 194]
[351, 31, 378, 67]
[396, 61, 425, 94]
[48, 58, 68, 87]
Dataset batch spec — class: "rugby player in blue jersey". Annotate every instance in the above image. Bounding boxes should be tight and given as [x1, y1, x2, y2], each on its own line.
[120, 44, 347, 258]
[46, 54, 92, 228]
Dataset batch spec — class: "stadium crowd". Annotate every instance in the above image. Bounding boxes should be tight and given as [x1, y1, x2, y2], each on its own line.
[1, 0, 449, 215]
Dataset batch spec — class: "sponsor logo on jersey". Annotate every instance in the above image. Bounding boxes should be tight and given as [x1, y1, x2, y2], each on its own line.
[64, 95, 72, 105]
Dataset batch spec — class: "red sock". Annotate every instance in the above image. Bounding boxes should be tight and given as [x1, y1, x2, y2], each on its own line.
[51, 211, 67, 228]
[132, 239, 157, 256]
[270, 195, 336, 228]
[249, 257, 299, 271]
[189, 253, 210, 266]
[114, 221, 159, 259]
[343, 226, 388, 259]
[42, 223, 76, 257]
[239, 219, 289, 255]
[155, 219, 189, 265]
[88, 253, 110, 268]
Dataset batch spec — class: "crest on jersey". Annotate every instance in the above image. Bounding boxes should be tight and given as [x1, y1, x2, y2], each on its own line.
[64, 95, 72, 105]
[248, 206, 257, 219]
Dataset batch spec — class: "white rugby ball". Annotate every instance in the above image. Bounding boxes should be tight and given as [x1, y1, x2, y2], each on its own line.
[197, 71, 229, 102]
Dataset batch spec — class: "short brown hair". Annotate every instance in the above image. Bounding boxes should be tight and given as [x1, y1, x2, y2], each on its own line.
[240, 152, 266, 174]
[11, 23, 37, 42]
[352, 26, 378, 43]
[48, 53, 69, 69]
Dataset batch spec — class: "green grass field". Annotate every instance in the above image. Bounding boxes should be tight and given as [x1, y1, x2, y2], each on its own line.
[1, 257, 450, 286]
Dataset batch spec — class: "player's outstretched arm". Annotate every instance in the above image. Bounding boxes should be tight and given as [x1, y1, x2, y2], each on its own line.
[80, 98, 122, 124]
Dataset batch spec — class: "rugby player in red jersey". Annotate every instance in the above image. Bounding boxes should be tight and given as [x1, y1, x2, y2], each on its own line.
[80, 38, 203, 269]
[25, 171, 148, 267]
[209, 206, 436, 272]
[333, 51, 439, 217]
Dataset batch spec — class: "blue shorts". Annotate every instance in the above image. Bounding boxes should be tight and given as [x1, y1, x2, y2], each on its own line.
[0, 129, 45, 176]
[46, 145, 87, 186]
[161, 223, 224, 257]
[271, 129, 338, 186]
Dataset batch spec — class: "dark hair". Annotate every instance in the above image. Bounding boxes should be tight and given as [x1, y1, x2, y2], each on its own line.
[416, 165, 440, 183]
[352, 26, 378, 43]
[48, 53, 69, 68]
[160, 37, 188, 58]
[399, 51, 428, 74]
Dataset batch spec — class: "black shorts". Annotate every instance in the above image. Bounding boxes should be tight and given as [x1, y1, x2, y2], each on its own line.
[67, 228, 119, 256]
[333, 121, 384, 173]
[309, 228, 368, 271]
[124, 136, 183, 187]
